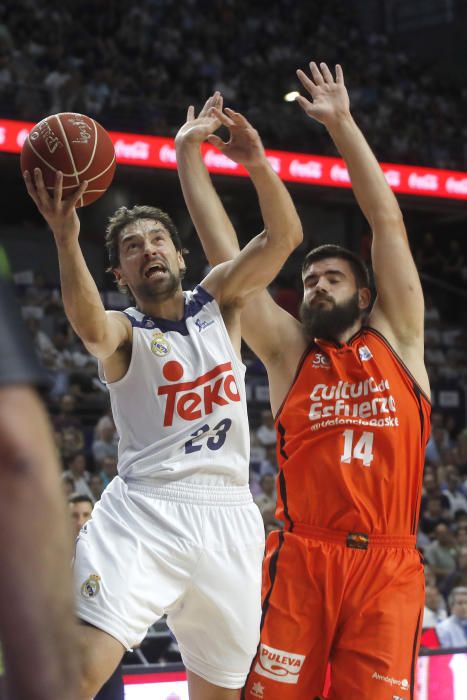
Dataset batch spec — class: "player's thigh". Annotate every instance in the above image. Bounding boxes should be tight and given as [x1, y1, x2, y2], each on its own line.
[328, 549, 424, 700]
[77, 622, 125, 698]
[187, 670, 240, 700]
[169, 501, 265, 689]
[243, 532, 334, 699]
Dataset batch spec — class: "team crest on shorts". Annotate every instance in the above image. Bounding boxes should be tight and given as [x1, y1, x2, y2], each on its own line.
[81, 574, 101, 599]
[151, 331, 171, 356]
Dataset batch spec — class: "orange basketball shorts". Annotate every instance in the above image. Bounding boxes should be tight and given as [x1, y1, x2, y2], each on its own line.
[242, 524, 424, 700]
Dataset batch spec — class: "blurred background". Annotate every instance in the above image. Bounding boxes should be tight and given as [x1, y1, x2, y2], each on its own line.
[0, 0, 466, 693]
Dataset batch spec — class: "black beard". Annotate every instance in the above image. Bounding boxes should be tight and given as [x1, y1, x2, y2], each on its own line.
[300, 291, 361, 342]
[132, 270, 181, 304]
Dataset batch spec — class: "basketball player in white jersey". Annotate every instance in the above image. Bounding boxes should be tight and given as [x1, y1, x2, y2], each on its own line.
[23, 95, 302, 700]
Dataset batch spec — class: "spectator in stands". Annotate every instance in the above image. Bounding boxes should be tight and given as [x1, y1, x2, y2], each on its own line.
[419, 496, 450, 537]
[69, 494, 93, 538]
[441, 465, 467, 516]
[257, 443, 278, 477]
[62, 473, 75, 499]
[53, 392, 82, 431]
[92, 417, 118, 467]
[89, 473, 105, 503]
[99, 455, 118, 488]
[254, 473, 277, 518]
[255, 409, 276, 447]
[443, 546, 467, 599]
[60, 425, 86, 459]
[62, 452, 93, 499]
[420, 471, 450, 516]
[422, 583, 447, 629]
[436, 587, 467, 648]
[416, 232, 440, 279]
[424, 523, 458, 583]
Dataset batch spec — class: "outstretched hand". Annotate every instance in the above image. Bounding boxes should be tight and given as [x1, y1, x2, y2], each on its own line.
[206, 108, 266, 169]
[295, 62, 350, 128]
[175, 92, 224, 145]
[23, 169, 87, 245]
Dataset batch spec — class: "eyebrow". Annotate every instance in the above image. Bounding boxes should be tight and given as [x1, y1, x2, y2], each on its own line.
[120, 227, 167, 244]
[304, 269, 346, 282]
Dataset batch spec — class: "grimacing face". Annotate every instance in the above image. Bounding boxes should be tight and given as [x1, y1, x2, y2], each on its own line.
[300, 257, 370, 341]
[114, 218, 185, 304]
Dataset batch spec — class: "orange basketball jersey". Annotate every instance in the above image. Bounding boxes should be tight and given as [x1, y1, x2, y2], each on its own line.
[275, 327, 431, 535]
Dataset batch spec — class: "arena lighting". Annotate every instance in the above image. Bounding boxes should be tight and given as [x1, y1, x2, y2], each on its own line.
[2, 117, 467, 201]
[284, 90, 300, 101]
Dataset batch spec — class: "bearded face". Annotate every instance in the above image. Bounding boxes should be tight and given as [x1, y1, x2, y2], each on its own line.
[300, 290, 361, 342]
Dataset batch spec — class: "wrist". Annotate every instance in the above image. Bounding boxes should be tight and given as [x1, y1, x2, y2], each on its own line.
[324, 110, 354, 135]
[175, 133, 203, 150]
[244, 156, 270, 176]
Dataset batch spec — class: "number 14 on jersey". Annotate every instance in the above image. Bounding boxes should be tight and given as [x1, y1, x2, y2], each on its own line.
[341, 429, 374, 467]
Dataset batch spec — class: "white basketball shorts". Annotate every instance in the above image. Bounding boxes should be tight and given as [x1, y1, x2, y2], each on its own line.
[74, 476, 265, 689]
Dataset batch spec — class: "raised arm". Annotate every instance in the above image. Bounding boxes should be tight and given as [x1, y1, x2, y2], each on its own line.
[296, 62, 425, 354]
[24, 169, 131, 360]
[175, 100, 304, 368]
[175, 93, 241, 264]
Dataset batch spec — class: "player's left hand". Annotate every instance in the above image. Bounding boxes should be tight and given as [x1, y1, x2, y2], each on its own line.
[295, 62, 350, 128]
[175, 92, 224, 145]
[206, 108, 266, 169]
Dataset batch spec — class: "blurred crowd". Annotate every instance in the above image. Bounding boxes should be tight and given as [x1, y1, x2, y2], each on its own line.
[0, 0, 466, 169]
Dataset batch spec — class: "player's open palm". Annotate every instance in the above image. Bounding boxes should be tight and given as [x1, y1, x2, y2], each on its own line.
[296, 62, 350, 128]
[23, 169, 87, 245]
[206, 108, 265, 169]
[176, 92, 224, 145]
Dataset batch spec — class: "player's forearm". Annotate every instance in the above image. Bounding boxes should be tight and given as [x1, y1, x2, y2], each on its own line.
[246, 160, 303, 252]
[327, 114, 404, 230]
[175, 139, 240, 263]
[56, 238, 109, 346]
[0, 387, 79, 699]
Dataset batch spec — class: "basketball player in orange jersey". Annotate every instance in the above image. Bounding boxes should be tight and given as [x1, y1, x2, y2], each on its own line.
[176, 63, 430, 700]
[23, 99, 302, 700]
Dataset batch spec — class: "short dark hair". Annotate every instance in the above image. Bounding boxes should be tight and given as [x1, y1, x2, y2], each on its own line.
[105, 205, 183, 270]
[68, 494, 93, 506]
[301, 244, 370, 289]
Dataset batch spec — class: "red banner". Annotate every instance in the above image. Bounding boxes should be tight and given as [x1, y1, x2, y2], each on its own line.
[2, 117, 466, 200]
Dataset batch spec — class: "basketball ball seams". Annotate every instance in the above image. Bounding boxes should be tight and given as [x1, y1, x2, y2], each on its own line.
[56, 114, 80, 186]
[21, 111, 116, 207]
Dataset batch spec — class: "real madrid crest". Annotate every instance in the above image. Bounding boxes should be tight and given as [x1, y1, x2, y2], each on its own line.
[151, 331, 171, 357]
[81, 574, 101, 599]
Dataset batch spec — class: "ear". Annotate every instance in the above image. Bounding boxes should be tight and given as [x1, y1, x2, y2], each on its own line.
[358, 287, 371, 311]
[177, 250, 186, 273]
[113, 267, 126, 289]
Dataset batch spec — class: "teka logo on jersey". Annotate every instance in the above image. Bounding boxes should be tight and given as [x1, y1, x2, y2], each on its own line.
[254, 644, 305, 684]
[158, 360, 240, 426]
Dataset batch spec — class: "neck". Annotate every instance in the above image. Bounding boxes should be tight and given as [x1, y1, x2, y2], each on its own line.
[135, 288, 185, 320]
[334, 319, 363, 345]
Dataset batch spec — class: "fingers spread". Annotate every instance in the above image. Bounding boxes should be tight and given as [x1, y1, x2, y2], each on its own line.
[335, 64, 344, 84]
[296, 68, 319, 97]
[319, 62, 334, 84]
[68, 180, 88, 209]
[295, 94, 313, 114]
[309, 61, 325, 85]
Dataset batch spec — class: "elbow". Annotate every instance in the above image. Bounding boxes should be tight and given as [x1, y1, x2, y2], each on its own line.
[287, 218, 304, 251]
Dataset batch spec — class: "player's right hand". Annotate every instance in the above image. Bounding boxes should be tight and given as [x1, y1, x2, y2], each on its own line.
[175, 92, 223, 145]
[23, 168, 88, 246]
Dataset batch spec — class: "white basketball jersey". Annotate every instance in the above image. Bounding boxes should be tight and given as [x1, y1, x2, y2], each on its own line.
[101, 286, 250, 485]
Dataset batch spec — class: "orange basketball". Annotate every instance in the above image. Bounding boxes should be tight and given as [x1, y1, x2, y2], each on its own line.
[20, 112, 116, 207]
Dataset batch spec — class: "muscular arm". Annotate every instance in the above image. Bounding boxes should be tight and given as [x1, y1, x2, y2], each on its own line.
[24, 169, 131, 360]
[175, 99, 303, 364]
[297, 63, 425, 349]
